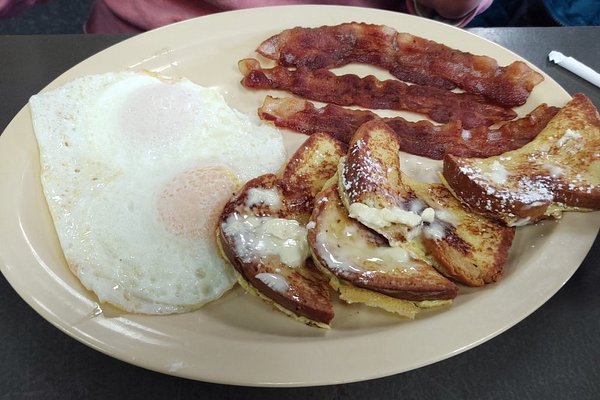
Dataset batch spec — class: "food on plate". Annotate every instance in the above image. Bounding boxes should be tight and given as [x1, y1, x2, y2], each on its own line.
[239, 58, 516, 128]
[449, 104, 560, 158]
[404, 175, 515, 286]
[256, 22, 544, 106]
[258, 96, 559, 160]
[29, 70, 286, 314]
[442, 93, 600, 227]
[27, 19, 595, 327]
[308, 181, 456, 319]
[218, 133, 347, 327]
[335, 119, 515, 287]
[337, 119, 424, 247]
[308, 120, 460, 318]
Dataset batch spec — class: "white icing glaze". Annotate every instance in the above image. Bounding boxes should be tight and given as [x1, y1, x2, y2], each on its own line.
[488, 160, 510, 184]
[314, 230, 412, 275]
[245, 188, 281, 210]
[557, 129, 581, 147]
[434, 209, 459, 226]
[313, 198, 422, 277]
[221, 214, 309, 268]
[255, 272, 289, 293]
[421, 207, 435, 223]
[348, 202, 425, 228]
[423, 221, 446, 240]
[543, 163, 564, 178]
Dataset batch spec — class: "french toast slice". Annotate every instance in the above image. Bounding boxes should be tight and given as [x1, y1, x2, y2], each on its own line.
[337, 119, 429, 246]
[337, 119, 515, 286]
[217, 132, 347, 328]
[308, 179, 457, 319]
[442, 93, 600, 226]
[404, 175, 515, 286]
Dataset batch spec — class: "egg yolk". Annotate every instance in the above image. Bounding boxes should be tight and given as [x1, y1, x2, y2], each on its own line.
[120, 83, 203, 145]
[157, 166, 239, 240]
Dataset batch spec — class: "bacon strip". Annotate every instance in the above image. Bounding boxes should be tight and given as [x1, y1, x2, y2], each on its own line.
[259, 96, 559, 160]
[257, 23, 544, 107]
[240, 59, 516, 129]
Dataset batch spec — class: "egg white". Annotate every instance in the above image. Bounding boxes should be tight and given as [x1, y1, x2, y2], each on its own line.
[30, 71, 286, 314]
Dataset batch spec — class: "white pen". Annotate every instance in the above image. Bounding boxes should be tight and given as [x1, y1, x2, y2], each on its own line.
[548, 51, 600, 88]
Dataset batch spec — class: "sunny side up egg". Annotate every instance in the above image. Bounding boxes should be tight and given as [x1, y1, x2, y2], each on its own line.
[29, 71, 286, 314]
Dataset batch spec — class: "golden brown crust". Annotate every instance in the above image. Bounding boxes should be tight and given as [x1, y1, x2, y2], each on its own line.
[341, 120, 405, 207]
[338, 119, 420, 245]
[442, 93, 600, 226]
[406, 177, 516, 286]
[218, 133, 347, 326]
[219, 229, 334, 326]
[309, 183, 458, 301]
[219, 175, 334, 325]
[336, 119, 515, 287]
[282, 132, 348, 200]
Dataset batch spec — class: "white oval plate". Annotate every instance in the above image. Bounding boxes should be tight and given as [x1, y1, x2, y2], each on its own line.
[1, 5, 598, 387]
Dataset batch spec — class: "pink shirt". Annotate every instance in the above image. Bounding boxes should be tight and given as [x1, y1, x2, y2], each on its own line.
[1, 0, 492, 33]
[0, 0, 37, 18]
[86, 0, 403, 33]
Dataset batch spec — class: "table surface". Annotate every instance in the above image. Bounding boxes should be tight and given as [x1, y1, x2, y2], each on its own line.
[1, 27, 599, 399]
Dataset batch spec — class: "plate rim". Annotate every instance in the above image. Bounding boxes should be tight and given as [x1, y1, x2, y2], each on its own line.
[1, 5, 599, 387]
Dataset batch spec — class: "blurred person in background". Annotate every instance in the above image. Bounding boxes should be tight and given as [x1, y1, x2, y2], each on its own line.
[0, 0, 492, 33]
[2, 0, 597, 34]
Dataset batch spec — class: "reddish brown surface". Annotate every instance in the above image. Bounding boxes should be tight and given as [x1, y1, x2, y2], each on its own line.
[240, 58, 516, 128]
[257, 23, 544, 107]
[259, 97, 558, 160]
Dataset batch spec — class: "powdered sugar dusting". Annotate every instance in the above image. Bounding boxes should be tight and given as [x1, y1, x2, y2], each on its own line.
[458, 163, 555, 213]
[488, 160, 510, 184]
[557, 129, 581, 147]
[343, 140, 389, 201]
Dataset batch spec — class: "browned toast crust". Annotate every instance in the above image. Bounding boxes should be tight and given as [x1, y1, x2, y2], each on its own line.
[406, 178, 516, 286]
[341, 119, 409, 208]
[442, 93, 600, 225]
[338, 119, 422, 245]
[219, 175, 334, 326]
[218, 133, 347, 326]
[282, 132, 348, 200]
[337, 119, 515, 286]
[309, 183, 458, 301]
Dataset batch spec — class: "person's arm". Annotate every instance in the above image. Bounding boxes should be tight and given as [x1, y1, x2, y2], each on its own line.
[405, 0, 493, 27]
[417, 0, 483, 19]
[0, 0, 40, 18]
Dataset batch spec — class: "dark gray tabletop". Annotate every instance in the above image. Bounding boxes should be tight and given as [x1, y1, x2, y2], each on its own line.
[1, 27, 599, 399]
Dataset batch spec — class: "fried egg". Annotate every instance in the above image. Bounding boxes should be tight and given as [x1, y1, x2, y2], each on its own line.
[30, 71, 286, 314]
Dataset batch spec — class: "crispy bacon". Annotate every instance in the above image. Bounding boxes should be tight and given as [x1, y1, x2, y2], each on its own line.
[257, 23, 544, 107]
[259, 96, 559, 160]
[452, 103, 559, 158]
[240, 58, 516, 129]
[259, 96, 376, 142]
